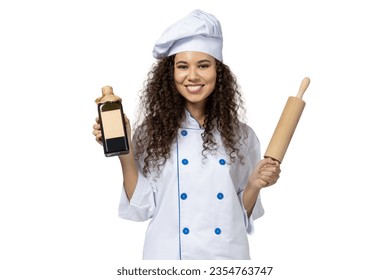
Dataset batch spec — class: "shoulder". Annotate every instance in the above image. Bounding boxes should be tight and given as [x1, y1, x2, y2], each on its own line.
[237, 121, 260, 151]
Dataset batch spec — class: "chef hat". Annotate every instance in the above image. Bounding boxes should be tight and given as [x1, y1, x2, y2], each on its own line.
[153, 10, 223, 61]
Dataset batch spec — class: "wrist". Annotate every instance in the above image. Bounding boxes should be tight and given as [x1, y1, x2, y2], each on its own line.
[118, 152, 132, 163]
[246, 181, 263, 192]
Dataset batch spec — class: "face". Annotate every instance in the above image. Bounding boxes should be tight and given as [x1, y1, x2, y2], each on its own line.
[174, 51, 217, 112]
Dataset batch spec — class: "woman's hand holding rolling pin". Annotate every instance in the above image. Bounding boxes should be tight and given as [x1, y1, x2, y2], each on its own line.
[248, 158, 281, 190]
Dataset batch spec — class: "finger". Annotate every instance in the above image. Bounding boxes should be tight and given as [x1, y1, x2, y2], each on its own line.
[92, 128, 99, 136]
[92, 117, 103, 144]
[258, 158, 279, 170]
[258, 176, 275, 185]
[258, 179, 275, 187]
[259, 175, 277, 187]
[263, 157, 280, 166]
[260, 166, 280, 176]
[258, 178, 270, 188]
[95, 132, 103, 144]
[257, 159, 269, 169]
[259, 169, 280, 183]
[259, 170, 276, 177]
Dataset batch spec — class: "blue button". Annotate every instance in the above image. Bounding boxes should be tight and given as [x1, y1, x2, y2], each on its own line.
[182, 159, 189, 165]
[183, 228, 190, 235]
[181, 130, 188, 136]
[217, 193, 224, 200]
[215, 228, 222, 235]
[219, 159, 226, 165]
[180, 193, 187, 200]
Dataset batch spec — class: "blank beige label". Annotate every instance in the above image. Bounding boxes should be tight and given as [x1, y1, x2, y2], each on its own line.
[101, 110, 125, 139]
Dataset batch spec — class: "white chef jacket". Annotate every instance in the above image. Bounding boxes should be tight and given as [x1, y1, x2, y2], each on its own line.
[118, 110, 264, 260]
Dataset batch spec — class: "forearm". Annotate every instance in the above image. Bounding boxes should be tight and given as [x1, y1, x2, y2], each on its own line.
[243, 157, 281, 217]
[118, 147, 138, 200]
[242, 183, 262, 218]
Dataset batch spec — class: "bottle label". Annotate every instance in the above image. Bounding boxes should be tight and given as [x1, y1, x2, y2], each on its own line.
[101, 109, 125, 139]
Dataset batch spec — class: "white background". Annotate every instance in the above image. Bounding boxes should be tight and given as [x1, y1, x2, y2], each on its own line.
[1, 0, 389, 279]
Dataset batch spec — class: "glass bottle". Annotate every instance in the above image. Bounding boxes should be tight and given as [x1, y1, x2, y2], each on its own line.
[96, 86, 129, 157]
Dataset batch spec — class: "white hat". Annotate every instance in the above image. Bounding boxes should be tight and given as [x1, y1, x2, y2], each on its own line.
[153, 10, 223, 61]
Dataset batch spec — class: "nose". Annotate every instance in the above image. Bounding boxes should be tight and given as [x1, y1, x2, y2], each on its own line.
[187, 67, 199, 81]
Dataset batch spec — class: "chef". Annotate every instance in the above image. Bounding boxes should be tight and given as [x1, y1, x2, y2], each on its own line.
[94, 10, 280, 260]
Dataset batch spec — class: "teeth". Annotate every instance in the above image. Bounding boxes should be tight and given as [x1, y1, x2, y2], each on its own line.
[187, 85, 202, 92]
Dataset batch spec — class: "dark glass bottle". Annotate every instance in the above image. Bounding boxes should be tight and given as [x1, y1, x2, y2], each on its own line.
[97, 87, 129, 157]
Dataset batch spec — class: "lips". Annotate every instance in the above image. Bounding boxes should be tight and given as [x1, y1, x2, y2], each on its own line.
[186, 85, 203, 93]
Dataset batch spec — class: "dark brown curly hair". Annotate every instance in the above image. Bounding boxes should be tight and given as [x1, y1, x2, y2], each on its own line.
[134, 55, 247, 176]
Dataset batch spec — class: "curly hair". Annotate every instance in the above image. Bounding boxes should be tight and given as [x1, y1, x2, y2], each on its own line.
[134, 55, 247, 176]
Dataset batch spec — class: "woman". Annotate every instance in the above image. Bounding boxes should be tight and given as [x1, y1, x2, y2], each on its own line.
[93, 9, 280, 260]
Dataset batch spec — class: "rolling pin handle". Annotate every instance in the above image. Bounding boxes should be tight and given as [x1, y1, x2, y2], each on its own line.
[297, 77, 310, 99]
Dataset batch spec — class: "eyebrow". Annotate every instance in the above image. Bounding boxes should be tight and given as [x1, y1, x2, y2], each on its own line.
[175, 59, 212, 65]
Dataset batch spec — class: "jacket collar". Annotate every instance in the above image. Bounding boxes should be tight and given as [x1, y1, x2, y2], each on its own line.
[181, 109, 204, 129]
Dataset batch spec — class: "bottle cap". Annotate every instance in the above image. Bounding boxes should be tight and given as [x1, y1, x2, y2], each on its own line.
[95, 86, 122, 104]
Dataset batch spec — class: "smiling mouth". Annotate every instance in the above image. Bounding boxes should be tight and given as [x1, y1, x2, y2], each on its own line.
[186, 85, 203, 92]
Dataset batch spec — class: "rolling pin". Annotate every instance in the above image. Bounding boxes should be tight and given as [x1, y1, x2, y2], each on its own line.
[264, 77, 310, 163]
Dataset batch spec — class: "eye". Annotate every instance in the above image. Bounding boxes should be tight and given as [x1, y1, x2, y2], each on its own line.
[199, 64, 210, 69]
[176, 64, 188, 70]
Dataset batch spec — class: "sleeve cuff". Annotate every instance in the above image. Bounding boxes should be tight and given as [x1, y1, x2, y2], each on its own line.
[239, 191, 265, 235]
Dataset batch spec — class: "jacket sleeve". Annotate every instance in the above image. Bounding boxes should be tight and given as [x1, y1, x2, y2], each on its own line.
[118, 128, 156, 221]
[118, 173, 156, 221]
[237, 125, 265, 235]
[239, 188, 265, 235]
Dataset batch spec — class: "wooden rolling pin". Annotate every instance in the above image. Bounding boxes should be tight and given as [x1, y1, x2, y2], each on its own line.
[264, 77, 310, 163]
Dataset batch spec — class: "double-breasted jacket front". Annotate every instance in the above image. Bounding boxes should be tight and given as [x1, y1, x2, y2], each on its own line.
[119, 111, 264, 259]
